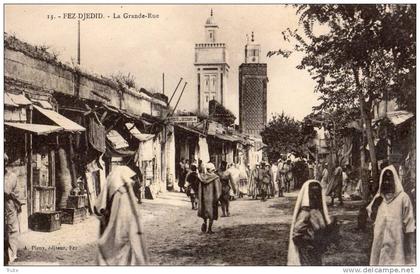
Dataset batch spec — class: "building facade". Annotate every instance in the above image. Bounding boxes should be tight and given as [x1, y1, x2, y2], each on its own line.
[239, 33, 268, 137]
[4, 33, 172, 232]
[195, 10, 229, 114]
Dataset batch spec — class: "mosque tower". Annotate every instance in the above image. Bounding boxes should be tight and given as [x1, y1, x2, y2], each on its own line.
[194, 9, 230, 114]
[239, 32, 268, 136]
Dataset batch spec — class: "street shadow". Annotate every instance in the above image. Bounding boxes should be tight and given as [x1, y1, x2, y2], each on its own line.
[268, 197, 296, 215]
[155, 223, 291, 266]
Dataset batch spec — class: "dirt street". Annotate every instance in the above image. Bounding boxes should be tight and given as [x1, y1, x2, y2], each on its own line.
[13, 191, 371, 266]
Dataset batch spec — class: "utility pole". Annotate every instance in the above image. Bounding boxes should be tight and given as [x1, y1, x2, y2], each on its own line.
[162, 73, 165, 95]
[77, 20, 81, 65]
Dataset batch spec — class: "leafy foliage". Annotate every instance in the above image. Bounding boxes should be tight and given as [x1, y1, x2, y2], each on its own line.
[208, 100, 236, 127]
[261, 112, 315, 162]
[270, 4, 415, 187]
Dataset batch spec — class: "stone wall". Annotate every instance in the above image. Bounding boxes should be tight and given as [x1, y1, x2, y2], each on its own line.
[4, 41, 167, 117]
[5, 49, 75, 96]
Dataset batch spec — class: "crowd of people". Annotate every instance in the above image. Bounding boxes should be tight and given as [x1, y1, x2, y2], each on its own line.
[179, 156, 415, 266]
[4, 152, 415, 266]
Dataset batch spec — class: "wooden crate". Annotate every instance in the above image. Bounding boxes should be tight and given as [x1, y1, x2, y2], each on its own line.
[66, 195, 86, 209]
[29, 212, 61, 232]
[61, 207, 87, 224]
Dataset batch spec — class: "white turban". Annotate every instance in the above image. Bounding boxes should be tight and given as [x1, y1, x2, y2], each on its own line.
[206, 162, 216, 172]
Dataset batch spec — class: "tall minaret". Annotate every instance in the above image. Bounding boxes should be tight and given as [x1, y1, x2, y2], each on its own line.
[245, 32, 261, 63]
[194, 9, 230, 114]
[239, 32, 268, 137]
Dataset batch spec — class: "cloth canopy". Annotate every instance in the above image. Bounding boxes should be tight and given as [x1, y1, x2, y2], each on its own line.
[7, 93, 32, 105]
[106, 130, 129, 150]
[5, 94, 18, 107]
[88, 116, 106, 154]
[373, 110, 414, 126]
[175, 124, 204, 137]
[5, 122, 63, 135]
[385, 111, 414, 126]
[32, 100, 53, 110]
[213, 133, 239, 143]
[33, 106, 85, 132]
[125, 123, 154, 142]
[136, 139, 154, 162]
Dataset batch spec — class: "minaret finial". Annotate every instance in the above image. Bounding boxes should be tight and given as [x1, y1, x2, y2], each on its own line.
[211, 9, 213, 16]
[251, 31, 255, 42]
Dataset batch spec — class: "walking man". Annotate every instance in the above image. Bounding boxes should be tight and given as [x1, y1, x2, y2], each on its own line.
[257, 162, 272, 202]
[198, 163, 222, 233]
[326, 165, 344, 206]
[320, 162, 329, 191]
[248, 163, 260, 199]
[284, 160, 293, 193]
[277, 159, 285, 197]
[218, 161, 235, 217]
[185, 164, 200, 210]
[367, 165, 415, 265]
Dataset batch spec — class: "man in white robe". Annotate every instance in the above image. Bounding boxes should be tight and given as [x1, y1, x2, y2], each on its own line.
[367, 165, 415, 266]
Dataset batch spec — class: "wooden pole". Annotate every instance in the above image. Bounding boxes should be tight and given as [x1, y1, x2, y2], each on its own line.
[27, 105, 33, 215]
[162, 73, 165, 95]
[77, 20, 81, 65]
[170, 82, 188, 116]
[168, 78, 183, 106]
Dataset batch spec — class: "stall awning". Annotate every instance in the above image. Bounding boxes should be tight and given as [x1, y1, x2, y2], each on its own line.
[174, 123, 205, 137]
[32, 100, 53, 110]
[125, 123, 154, 142]
[5, 122, 63, 135]
[105, 143, 136, 158]
[5, 94, 18, 107]
[213, 133, 239, 143]
[33, 106, 85, 132]
[107, 130, 129, 149]
[6, 93, 32, 105]
[386, 111, 414, 126]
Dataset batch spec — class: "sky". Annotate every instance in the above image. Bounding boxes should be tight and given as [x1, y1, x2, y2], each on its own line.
[5, 4, 320, 122]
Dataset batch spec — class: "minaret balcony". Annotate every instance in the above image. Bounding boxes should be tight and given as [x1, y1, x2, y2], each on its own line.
[195, 43, 226, 48]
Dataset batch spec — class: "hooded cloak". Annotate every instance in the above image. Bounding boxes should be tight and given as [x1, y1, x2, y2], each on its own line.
[287, 180, 331, 266]
[95, 166, 149, 265]
[367, 165, 415, 266]
[197, 170, 222, 220]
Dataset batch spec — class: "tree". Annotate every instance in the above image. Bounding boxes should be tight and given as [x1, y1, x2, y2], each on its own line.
[208, 100, 236, 127]
[261, 112, 311, 162]
[269, 4, 415, 191]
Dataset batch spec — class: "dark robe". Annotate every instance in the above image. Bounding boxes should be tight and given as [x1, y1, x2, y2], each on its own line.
[197, 173, 222, 220]
[326, 166, 343, 198]
[186, 172, 200, 194]
[218, 170, 231, 202]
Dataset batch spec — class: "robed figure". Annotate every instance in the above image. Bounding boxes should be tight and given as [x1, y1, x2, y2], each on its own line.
[94, 166, 149, 265]
[198, 163, 222, 234]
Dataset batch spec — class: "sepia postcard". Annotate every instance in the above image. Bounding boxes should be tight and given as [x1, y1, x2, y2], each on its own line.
[3, 3, 417, 272]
